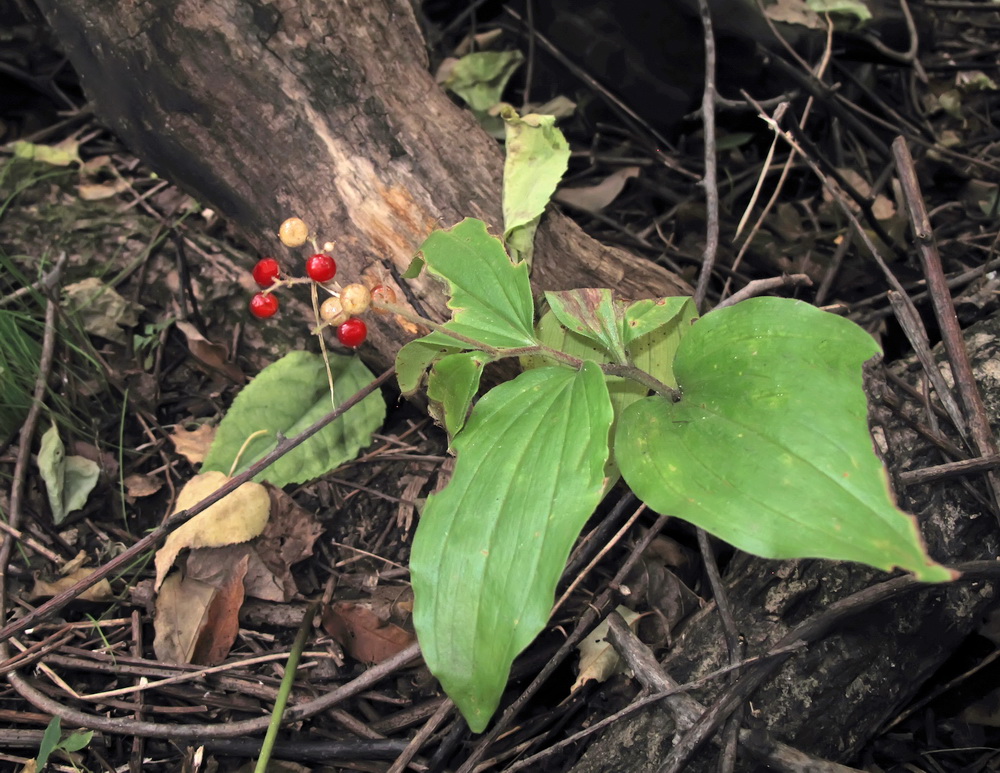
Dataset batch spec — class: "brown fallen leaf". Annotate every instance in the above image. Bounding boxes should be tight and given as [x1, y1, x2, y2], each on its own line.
[153, 552, 249, 665]
[154, 471, 270, 590]
[77, 179, 129, 200]
[250, 487, 324, 601]
[30, 567, 114, 603]
[322, 601, 416, 665]
[555, 166, 641, 213]
[124, 472, 163, 499]
[168, 424, 217, 465]
[174, 320, 245, 383]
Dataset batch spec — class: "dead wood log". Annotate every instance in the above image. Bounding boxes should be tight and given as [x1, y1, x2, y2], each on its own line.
[35, 0, 690, 374]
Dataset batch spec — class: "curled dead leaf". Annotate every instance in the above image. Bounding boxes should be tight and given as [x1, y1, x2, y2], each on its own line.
[30, 567, 114, 603]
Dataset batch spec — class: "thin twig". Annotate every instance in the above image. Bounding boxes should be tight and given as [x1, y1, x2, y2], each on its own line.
[713, 274, 812, 310]
[892, 136, 1000, 525]
[693, 0, 719, 312]
[0, 367, 397, 645]
[386, 698, 453, 773]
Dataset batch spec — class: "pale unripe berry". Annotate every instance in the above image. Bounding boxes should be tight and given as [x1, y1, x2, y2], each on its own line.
[340, 283, 372, 315]
[278, 217, 309, 247]
[320, 296, 349, 326]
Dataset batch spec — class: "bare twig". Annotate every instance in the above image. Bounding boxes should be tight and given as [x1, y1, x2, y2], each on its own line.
[693, 0, 719, 312]
[0, 366, 397, 645]
[892, 136, 1000, 523]
[386, 698, 453, 773]
[713, 274, 812, 310]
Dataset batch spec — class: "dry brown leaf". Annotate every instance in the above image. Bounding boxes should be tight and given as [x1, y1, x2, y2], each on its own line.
[154, 471, 270, 590]
[153, 552, 249, 665]
[30, 567, 114, 603]
[250, 487, 324, 601]
[571, 605, 640, 692]
[124, 473, 162, 499]
[174, 321, 245, 383]
[77, 179, 129, 200]
[322, 601, 416, 664]
[555, 166, 641, 213]
[168, 424, 217, 465]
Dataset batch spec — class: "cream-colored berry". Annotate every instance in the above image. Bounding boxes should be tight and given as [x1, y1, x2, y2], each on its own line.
[278, 217, 309, 248]
[320, 296, 348, 325]
[340, 283, 372, 315]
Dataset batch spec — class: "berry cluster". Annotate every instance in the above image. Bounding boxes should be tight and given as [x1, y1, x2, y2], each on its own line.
[247, 217, 397, 350]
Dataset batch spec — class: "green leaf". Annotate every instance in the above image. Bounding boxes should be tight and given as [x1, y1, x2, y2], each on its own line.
[396, 338, 462, 396]
[201, 351, 385, 487]
[626, 297, 699, 390]
[12, 138, 81, 166]
[37, 716, 62, 768]
[545, 289, 628, 363]
[616, 298, 953, 583]
[806, 0, 872, 21]
[443, 51, 524, 113]
[58, 730, 94, 753]
[427, 351, 491, 440]
[417, 219, 537, 349]
[622, 296, 695, 348]
[37, 423, 100, 525]
[501, 108, 570, 267]
[412, 362, 613, 731]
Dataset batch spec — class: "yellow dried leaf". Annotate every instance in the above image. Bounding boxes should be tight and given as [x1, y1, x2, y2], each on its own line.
[154, 471, 270, 590]
[30, 567, 114, 602]
[169, 423, 217, 465]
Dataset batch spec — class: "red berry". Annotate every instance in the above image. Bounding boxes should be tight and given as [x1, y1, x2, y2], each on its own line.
[336, 317, 367, 348]
[249, 292, 279, 319]
[370, 284, 397, 315]
[252, 257, 281, 288]
[306, 254, 337, 283]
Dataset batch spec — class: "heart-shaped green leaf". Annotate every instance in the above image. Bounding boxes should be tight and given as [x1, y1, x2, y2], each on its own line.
[416, 219, 537, 349]
[202, 351, 385, 487]
[411, 362, 613, 731]
[616, 298, 953, 583]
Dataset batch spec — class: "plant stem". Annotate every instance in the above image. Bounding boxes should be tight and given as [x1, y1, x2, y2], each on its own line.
[254, 601, 319, 773]
[372, 302, 682, 401]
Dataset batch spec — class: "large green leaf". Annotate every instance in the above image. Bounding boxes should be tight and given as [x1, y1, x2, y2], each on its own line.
[202, 351, 385, 487]
[502, 108, 570, 267]
[616, 298, 953, 583]
[411, 362, 613, 731]
[416, 219, 537, 349]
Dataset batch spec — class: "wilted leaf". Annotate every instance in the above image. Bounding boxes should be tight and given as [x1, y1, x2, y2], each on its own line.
[168, 423, 217, 465]
[153, 552, 249, 665]
[806, 0, 871, 21]
[12, 137, 81, 166]
[124, 473, 162, 499]
[322, 601, 416, 665]
[154, 471, 270, 590]
[439, 50, 525, 135]
[201, 351, 385, 487]
[62, 278, 140, 345]
[174, 321, 244, 383]
[249, 487, 324, 601]
[30, 567, 114, 603]
[77, 179, 129, 200]
[572, 606, 641, 691]
[502, 107, 570, 266]
[555, 166, 640, 213]
[37, 424, 100, 525]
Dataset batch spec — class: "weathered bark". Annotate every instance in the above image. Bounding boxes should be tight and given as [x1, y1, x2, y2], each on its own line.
[569, 321, 1000, 771]
[35, 0, 690, 374]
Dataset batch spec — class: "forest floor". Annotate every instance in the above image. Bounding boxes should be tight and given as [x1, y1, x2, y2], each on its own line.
[1, 1, 1000, 772]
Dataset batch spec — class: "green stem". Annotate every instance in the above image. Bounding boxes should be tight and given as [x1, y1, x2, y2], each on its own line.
[373, 302, 682, 401]
[254, 602, 319, 773]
